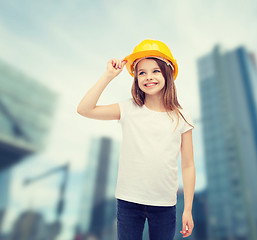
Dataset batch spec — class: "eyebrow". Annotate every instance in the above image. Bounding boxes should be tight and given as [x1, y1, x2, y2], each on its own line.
[138, 67, 160, 72]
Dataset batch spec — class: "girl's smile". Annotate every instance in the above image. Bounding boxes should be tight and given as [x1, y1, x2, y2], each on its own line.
[144, 81, 158, 87]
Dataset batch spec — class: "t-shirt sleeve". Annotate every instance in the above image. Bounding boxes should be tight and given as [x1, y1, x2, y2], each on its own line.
[117, 98, 131, 124]
[181, 109, 195, 134]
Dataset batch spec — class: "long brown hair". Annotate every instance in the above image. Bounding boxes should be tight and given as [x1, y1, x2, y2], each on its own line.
[131, 57, 194, 131]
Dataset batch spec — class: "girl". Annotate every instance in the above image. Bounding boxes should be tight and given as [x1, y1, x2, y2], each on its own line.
[77, 39, 195, 240]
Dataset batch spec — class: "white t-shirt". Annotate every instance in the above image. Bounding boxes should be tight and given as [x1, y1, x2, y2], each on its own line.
[115, 97, 194, 206]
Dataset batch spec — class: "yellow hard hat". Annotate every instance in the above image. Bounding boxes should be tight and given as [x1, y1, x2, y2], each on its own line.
[124, 39, 178, 80]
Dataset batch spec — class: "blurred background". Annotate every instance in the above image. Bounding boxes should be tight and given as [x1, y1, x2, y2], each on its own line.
[0, 0, 256, 239]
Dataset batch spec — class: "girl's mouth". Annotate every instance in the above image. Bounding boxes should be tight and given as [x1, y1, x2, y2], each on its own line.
[144, 83, 158, 88]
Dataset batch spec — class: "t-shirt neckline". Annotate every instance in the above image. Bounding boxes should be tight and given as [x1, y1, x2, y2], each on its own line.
[143, 104, 169, 114]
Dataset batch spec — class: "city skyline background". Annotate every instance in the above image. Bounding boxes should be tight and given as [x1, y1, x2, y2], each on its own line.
[0, 0, 257, 239]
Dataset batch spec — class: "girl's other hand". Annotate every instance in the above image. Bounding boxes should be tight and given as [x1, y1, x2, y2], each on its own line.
[106, 59, 127, 79]
[180, 211, 194, 238]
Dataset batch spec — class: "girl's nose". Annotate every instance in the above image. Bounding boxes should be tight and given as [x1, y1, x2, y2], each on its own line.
[146, 73, 153, 80]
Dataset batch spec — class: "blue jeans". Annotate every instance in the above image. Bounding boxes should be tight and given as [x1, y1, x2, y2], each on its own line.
[117, 198, 176, 240]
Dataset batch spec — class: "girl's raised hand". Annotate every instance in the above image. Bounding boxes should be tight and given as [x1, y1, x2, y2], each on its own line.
[106, 59, 127, 79]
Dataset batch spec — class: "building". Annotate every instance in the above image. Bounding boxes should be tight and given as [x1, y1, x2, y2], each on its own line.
[0, 169, 11, 236]
[76, 136, 120, 239]
[0, 59, 58, 170]
[197, 45, 257, 240]
[9, 210, 46, 240]
[0, 58, 58, 237]
[0, 169, 10, 210]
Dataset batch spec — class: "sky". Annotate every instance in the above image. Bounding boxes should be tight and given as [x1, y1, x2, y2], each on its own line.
[0, 0, 257, 239]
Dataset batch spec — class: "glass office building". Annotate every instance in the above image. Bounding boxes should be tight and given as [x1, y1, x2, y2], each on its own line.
[197, 45, 257, 240]
[0, 59, 58, 170]
[0, 58, 58, 229]
[76, 136, 120, 240]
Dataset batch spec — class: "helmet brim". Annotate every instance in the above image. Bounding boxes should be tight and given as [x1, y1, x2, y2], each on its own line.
[124, 50, 178, 80]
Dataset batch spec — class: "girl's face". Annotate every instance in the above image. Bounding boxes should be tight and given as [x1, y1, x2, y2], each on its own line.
[136, 58, 165, 96]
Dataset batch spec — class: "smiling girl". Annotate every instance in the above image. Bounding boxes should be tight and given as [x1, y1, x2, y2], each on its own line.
[77, 39, 195, 240]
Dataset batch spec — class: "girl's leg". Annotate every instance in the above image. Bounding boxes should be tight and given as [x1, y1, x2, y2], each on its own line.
[117, 199, 146, 240]
[146, 204, 176, 240]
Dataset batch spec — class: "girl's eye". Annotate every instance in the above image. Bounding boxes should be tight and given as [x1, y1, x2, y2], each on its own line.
[138, 70, 160, 75]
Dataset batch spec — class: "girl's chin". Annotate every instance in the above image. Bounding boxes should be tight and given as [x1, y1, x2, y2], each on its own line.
[141, 91, 163, 97]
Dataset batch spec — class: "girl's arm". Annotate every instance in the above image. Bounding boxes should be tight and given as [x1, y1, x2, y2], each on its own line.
[77, 59, 127, 120]
[180, 129, 195, 238]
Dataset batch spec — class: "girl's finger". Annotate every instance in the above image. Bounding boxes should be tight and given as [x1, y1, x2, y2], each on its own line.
[112, 60, 116, 68]
[117, 59, 120, 68]
[122, 60, 127, 66]
[111, 58, 126, 69]
[114, 59, 118, 69]
[118, 60, 121, 68]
